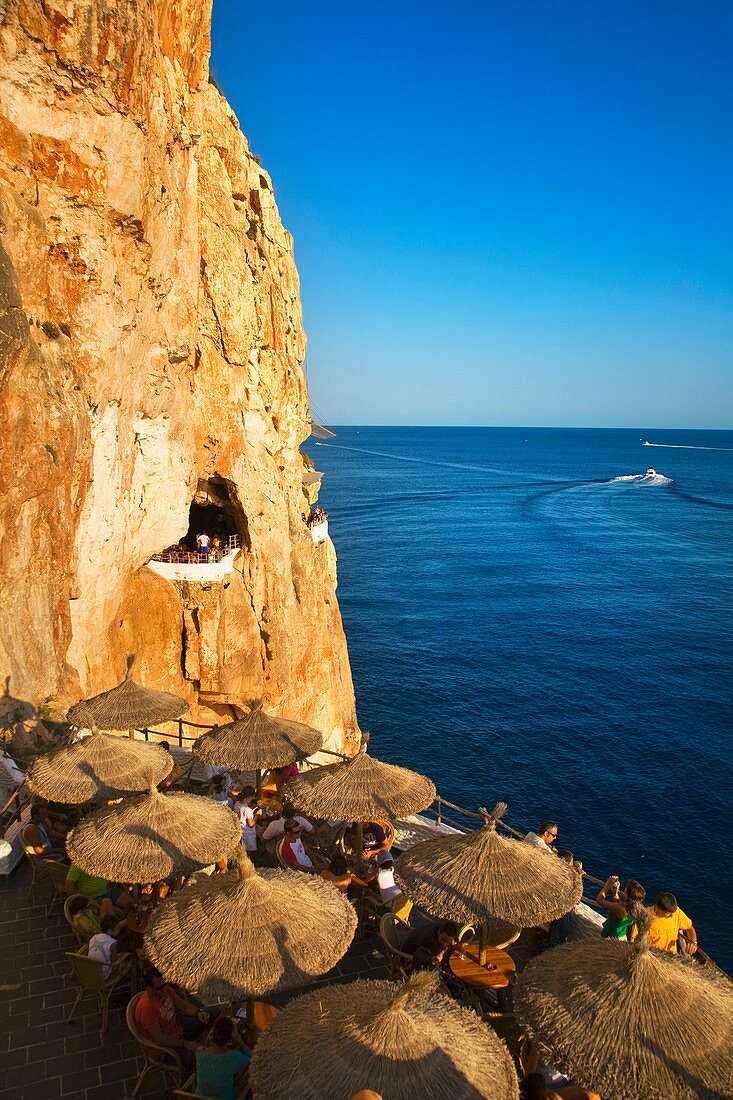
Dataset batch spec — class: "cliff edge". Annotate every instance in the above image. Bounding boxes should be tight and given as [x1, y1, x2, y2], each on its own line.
[0, 0, 359, 753]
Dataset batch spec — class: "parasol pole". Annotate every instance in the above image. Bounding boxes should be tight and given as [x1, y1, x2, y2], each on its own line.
[479, 924, 488, 967]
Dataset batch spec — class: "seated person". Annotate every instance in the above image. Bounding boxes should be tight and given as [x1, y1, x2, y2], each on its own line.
[320, 853, 370, 893]
[196, 1015, 250, 1100]
[261, 801, 315, 846]
[87, 914, 129, 978]
[596, 875, 646, 940]
[522, 1040, 601, 1099]
[362, 821, 389, 858]
[402, 920, 459, 971]
[344, 821, 389, 861]
[207, 775, 230, 803]
[279, 818, 326, 872]
[68, 895, 117, 941]
[23, 804, 67, 857]
[135, 965, 212, 1068]
[374, 851, 402, 904]
[65, 862, 133, 913]
[642, 891, 699, 956]
[523, 821, 559, 855]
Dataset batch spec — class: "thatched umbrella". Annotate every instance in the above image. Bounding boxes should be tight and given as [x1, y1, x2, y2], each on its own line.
[25, 729, 173, 803]
[66, 785, 241, 882]
[193, 699, 324, 794]
[143, 848, 357, 1002]
[287, 736, 435, 869]
[249, 971, 520, 1100]
[67, 655, 188, 731]
[394, 802, 583, 931]
[288, 732, 435, 814]
[514, 917, 733, 1100]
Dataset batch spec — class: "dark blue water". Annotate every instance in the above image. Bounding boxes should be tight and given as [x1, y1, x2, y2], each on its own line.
[311, 427, 733, 969]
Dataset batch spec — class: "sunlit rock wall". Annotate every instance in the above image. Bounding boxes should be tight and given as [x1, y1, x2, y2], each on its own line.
[0, 0, 358, 753]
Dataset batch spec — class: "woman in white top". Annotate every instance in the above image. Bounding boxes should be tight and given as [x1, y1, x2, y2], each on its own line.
[375, 851, 401, 903]
[87, 915, 125, 978]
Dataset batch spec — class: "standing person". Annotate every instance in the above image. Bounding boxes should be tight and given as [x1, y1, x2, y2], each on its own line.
[231, 786, 259, 857]
[157, 741, 181, 789]
[523, 821, 559, 854]
[596, 875, 646, 940]
[195, 1015, 250, 1100]
[643, 892, 699, 955]
[196, 532, 211, 557]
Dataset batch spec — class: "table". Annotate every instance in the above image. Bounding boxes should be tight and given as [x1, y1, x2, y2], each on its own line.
[449, 942, 516, 1011]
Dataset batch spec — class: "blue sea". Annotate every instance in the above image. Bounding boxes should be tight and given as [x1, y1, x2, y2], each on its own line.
[311, 427, 733, 970]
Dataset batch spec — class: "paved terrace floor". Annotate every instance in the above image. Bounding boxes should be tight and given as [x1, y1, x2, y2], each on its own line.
[0, 861, 391, 1100]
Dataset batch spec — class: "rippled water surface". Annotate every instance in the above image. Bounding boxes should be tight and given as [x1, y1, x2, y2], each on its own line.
[312, 427, 733, 969]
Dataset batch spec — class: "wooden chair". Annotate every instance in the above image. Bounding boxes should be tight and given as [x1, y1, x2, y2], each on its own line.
[391, 893, 413, 921]
[42, 858, 71, 916]
[126, 991, 184, 1096]
[457, 923, 476, 944]
[375, 818, 396, 850]
[19, 825, 47, 903]
[379, 912, 413, 978]
[484, 923, 521, 950]
[65, 950, 131, 1033]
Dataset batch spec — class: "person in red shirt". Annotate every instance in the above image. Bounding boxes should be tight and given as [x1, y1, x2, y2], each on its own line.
[135, 966, 211, 1067]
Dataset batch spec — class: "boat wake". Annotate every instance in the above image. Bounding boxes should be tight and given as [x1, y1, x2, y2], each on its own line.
[609, 471, 673, 486]
[642, 440, 733, 452]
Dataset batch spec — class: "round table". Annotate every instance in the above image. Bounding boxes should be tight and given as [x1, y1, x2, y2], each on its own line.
[449, 942, 516, 1011]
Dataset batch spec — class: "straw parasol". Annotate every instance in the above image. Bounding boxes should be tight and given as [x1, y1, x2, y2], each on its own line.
[193, 698, 324, 772]
[394, 802, 583, 928]
[514, 918, 733, 1100]
[66, 785, 241, 882]
[286, 734, 436, 821]
[143, 848, 358, 1001]
[25, 729, 173, 803]
[67, 655, 188, 731]
[249, 971, 520, 1100]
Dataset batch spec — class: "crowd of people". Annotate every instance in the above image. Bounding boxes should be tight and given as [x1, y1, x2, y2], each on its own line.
[18, 782, 705, 1099]
[523, 818, 700, 956]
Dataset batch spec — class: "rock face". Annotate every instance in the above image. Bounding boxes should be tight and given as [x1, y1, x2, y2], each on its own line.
[0, 0, 359, 753]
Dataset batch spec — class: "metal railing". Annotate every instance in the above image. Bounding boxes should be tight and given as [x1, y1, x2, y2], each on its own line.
[150, 534, 241, 565]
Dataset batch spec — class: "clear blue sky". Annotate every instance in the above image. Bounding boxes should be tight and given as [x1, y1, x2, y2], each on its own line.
[210, 1, 732, 428]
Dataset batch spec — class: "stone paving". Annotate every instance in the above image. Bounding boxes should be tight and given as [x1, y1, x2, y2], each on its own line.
[0, 861, 391, 1100]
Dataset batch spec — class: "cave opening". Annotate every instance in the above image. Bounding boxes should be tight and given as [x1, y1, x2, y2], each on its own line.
[183, 477, 249, 553]
[150, 476, 251, 566]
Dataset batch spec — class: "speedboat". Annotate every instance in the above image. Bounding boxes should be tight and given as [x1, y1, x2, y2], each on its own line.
[645, 467, 657, 476]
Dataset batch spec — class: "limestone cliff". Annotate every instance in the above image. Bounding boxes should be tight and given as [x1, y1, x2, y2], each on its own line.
[0, 0, 359, 754]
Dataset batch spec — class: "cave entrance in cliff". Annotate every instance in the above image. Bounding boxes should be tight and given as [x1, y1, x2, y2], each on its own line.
[184, 477, 249, 556]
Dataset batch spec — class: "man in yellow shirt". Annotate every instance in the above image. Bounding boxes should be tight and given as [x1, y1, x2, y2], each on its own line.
[647, 891, 698, 955]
